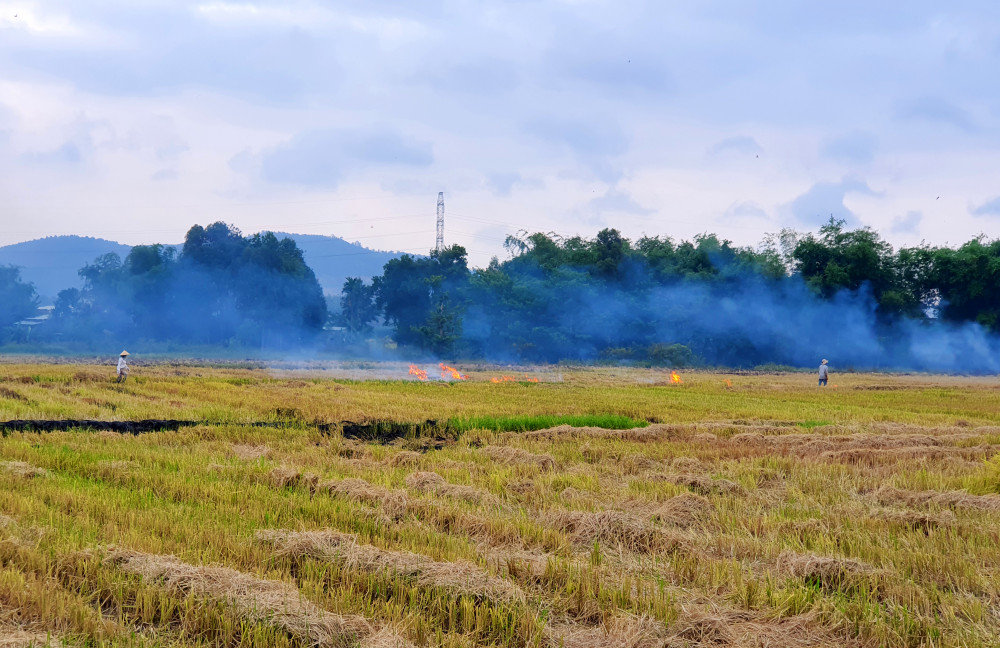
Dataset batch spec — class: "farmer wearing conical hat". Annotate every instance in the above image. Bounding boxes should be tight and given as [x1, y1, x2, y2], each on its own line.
[116, 350, 130, 383]
[818, 358, 829, 387]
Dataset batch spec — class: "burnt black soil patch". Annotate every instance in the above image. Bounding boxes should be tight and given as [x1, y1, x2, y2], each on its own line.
[0, 419, 198, 435]
[0, 418, 456, 447]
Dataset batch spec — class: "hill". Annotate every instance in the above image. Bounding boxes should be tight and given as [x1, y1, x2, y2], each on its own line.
[0, 233, 408, 302]
[274, 232, 409, 294]
[0, 236, 131, 302]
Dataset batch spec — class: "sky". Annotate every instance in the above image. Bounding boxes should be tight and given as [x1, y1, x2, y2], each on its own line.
[1, 1, 1000, 267]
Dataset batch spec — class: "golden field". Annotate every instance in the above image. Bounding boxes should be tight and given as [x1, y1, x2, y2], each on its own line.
[0, 362, 999, 647]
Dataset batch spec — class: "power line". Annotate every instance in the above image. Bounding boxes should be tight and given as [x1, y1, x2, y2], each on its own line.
[310, 246, 430, 259]
[0, 193, 397, 212]
[0, 212, 431, 237]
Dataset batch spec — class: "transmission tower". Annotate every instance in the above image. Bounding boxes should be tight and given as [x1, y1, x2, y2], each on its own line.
[435, 191, 445, 252]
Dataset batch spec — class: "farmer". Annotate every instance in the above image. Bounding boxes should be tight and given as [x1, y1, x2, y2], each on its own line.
[116, 351, 130, 383]
[818, 359, 829, 387]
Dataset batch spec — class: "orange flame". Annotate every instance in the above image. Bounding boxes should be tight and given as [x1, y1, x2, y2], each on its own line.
[724, 379, 732, 387]
[490, 375, 517, 383]
[408, 364, 428, 381]
[439, 363, 467, 380]
[524, 375, 539, 383]
[670, 371, 683, 384]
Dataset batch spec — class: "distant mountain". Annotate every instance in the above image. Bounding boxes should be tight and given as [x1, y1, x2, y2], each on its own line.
[274, 233, 408, 294]
[0, 233, 407, 302]
[0, 236, 131, 302]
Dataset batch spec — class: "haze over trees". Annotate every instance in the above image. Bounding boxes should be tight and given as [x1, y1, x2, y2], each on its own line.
[0, 233, 398, 300]
[359, 218, 1000, 371]
[3, 218, 1000, 371]
[0, 267, 38, 332]
[40, 223, 326, 348]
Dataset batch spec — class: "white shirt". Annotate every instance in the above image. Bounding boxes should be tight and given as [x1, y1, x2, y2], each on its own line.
[117, 357, 128, 374]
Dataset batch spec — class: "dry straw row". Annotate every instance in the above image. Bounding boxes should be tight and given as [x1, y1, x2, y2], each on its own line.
[0, 461, 48, 479]
[256, 529, 524, 604]
[104, 548, 413, 648]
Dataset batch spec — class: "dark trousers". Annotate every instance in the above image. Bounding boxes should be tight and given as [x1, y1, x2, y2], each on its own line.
[818, 378, 827, 386]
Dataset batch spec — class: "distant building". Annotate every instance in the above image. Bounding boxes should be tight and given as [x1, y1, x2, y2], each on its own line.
[14, 306, 54, 342]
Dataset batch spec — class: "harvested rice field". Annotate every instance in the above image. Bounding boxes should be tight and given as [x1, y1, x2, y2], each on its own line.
[1, 362, 1000, 647]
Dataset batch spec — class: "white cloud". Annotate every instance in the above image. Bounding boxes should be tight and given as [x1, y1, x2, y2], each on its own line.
[783, 178, 879, 227]
[2, 1, 1000, 265]
[0, 2, 79, 35]
[708, 136, 762, 157]
[587, 188, 654, 217]
[891, 210, 922, 233]
[971, 196, 1000, 217]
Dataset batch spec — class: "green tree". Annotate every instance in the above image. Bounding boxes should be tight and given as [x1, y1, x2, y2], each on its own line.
[182, 222, 246, 269]
[414, 276, 462, 355]
[237, 231, 327, 333]
[373, 245, 470, 351]
[340, 277, 378, 332]
[929, 237, 1000, 331]
[124, 244, 176, 337]
[793, 217, 917, 317]
[591, 228, 630, 278]
[0, 266, 39, 331]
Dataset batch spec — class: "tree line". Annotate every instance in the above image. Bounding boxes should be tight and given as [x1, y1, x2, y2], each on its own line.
[1, 223, 326, 348]
[2, 218, 1000, 369]
[341, 218, 1000, 368]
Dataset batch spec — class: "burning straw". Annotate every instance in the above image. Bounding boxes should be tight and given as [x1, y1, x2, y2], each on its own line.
[256, 529, 524, 604]
[438, 363, 467, 380]
[104, 548, 371, 647]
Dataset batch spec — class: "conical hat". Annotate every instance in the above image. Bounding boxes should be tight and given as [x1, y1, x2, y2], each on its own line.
[120, 350, 129, 356]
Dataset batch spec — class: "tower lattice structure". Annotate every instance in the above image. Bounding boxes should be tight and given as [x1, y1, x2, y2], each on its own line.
[435, 192, 445, 252]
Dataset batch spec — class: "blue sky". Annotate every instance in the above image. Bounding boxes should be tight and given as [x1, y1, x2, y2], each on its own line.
[1, 1, 999, 265]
